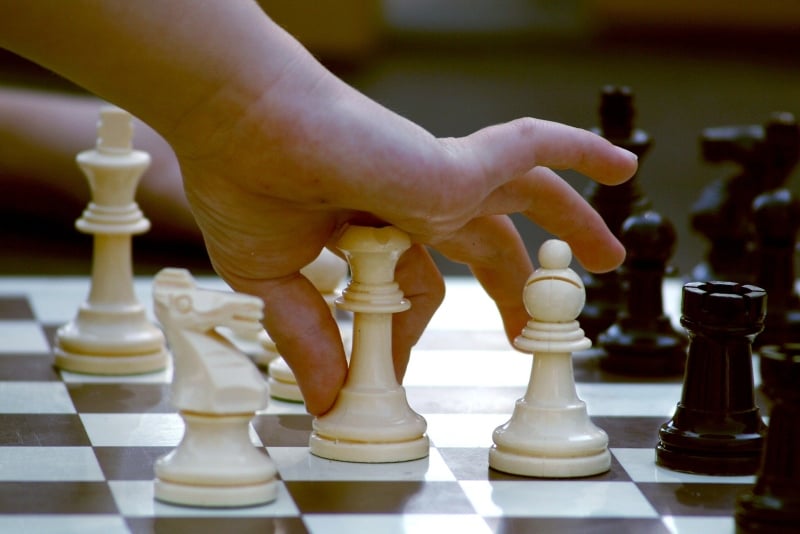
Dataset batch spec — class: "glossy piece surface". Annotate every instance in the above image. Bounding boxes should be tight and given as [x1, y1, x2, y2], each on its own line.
[657, 281, 767, 475]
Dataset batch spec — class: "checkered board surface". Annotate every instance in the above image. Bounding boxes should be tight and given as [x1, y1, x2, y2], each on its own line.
[0, 276, 766, 534]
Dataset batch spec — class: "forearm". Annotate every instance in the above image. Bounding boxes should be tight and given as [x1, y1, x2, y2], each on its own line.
[0, 89, 106, 184]
[0, 0, 309, 148]
[0, 88, 200, 241]
[0, 0, 445, 216]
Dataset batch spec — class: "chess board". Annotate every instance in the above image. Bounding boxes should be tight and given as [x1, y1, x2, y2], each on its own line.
[0, 275, 765, 534]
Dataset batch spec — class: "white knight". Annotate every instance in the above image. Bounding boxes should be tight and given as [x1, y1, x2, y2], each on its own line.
[152, 268, 277, 507]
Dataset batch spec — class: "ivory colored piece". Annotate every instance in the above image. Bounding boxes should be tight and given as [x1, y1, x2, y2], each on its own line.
[267, 356, 303, 402]
[268, 248, 350, 402]
[309, 226, 429, 463]
[220, 323, 279, 367]
[152, 268, 277, 507]
[54, 107, 167, 375]
[490, 240, 611, 478]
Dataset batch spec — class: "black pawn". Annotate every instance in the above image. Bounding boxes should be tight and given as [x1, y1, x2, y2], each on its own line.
[656, 281, 767, 475]
[581, 85, 652, 341]
[691, 112, 800, 282]
[598, 211, 687, 375]
[736, 343, 800, 533]
[752, 188, 800, 348]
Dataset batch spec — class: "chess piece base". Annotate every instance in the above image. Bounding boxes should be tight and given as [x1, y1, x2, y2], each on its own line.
[489, 446, 611, 478]
[310, 384, 429, 463]
[268, 379, 303, 403]
[309, 432, 429, 463]
[267, 357, 303, 402]
[53, 347, 168, 375]
[655, 427, 764, 476]
[154, 478, 278, 508]
[735, 493, 800, 534]
[490, 397, 611, 478]
[55, 307, 168, 374]
[154, 413, 277, 507]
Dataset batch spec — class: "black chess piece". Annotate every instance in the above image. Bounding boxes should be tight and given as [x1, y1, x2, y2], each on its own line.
[752, 188, 800, 348]
[581, 85, 652, 341]
[598, 210, 687, 375]
[656, 281, 767, 475]
[736, 343, 800, 533]
[691, 112, 800, 282]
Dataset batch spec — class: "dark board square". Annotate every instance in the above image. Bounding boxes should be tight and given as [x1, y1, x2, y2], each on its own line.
[637, 482, 752, 516]
[0, 482, 117, 514]
[285, 480, 475, 514]
[252, 414, 313, 447]
[0, 355, 59, 381]
[67, 383, 173, 413]
[127, 517, 308, 534]
[487, 517, 671, 534]
[0, 414, 90, 446]
[94, 446, 173, 481]
[593, 416, 665, 449]
[0, 296, 34, 320]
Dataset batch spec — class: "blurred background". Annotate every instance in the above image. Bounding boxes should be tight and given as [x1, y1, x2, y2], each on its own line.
[1, 0, 799, 277]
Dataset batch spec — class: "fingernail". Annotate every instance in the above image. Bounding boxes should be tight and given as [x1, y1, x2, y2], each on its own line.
[618, 146, 638, 161]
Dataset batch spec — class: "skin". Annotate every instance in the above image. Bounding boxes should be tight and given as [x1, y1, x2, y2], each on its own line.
[0, 0, 637, 414]
[0, 89, 196, 243]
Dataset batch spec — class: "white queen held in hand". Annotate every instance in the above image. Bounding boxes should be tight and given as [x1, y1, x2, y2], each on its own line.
[309, 225, 429, 463]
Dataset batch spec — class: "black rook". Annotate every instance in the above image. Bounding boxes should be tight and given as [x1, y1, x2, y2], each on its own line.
[656, 281, 767, 475]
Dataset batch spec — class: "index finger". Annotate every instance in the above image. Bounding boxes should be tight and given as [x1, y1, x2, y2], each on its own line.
[231, 273, 348, 416]
[464, 117, 638, 188]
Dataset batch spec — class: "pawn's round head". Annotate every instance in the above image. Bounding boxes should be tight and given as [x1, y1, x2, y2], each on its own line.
[523, 240, 585, 323]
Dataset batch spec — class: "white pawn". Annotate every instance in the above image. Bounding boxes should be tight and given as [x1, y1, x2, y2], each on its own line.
[489, 239, 610, 478]
[309, 226, 428, 463]
[268, 248, 350, 402]
[152, 268, 277, 507]
[55, 106, 167, 375]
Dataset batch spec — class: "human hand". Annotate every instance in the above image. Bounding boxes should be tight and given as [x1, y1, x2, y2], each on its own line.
[171, 59, 637, 415]
[0, 0, 636, 415]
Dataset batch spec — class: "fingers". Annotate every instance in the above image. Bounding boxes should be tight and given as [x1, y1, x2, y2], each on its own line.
[465, 117, 638, 188]
[392, 244, 445, 382]
[441, 117, 634, 274]
[433, 215, 533, 343]
[480, 166, 625, 273]
[225, 243, 445, 414]
[233, 273, 347, 416]
[520, 169, 625, 273]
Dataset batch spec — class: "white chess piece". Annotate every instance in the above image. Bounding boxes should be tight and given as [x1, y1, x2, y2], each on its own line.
[219, 317, 279, 367]
[309, 226, 428, 463]
[489, 239, 611, 477]
[152, 268, 277, 507]
[54, 106, 168, 375]
[268, 248, 349, 402]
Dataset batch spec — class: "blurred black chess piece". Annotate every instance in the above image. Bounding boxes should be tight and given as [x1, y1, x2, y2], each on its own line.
[760, 341, 800, 404]
[752, 188, 800, 348]
[598, 210, 687, 375]
[736, 343, 800, 533]
[656, 281, 767, 475]
[691, 112, 800, 282]
[581, 86, 652, 341]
